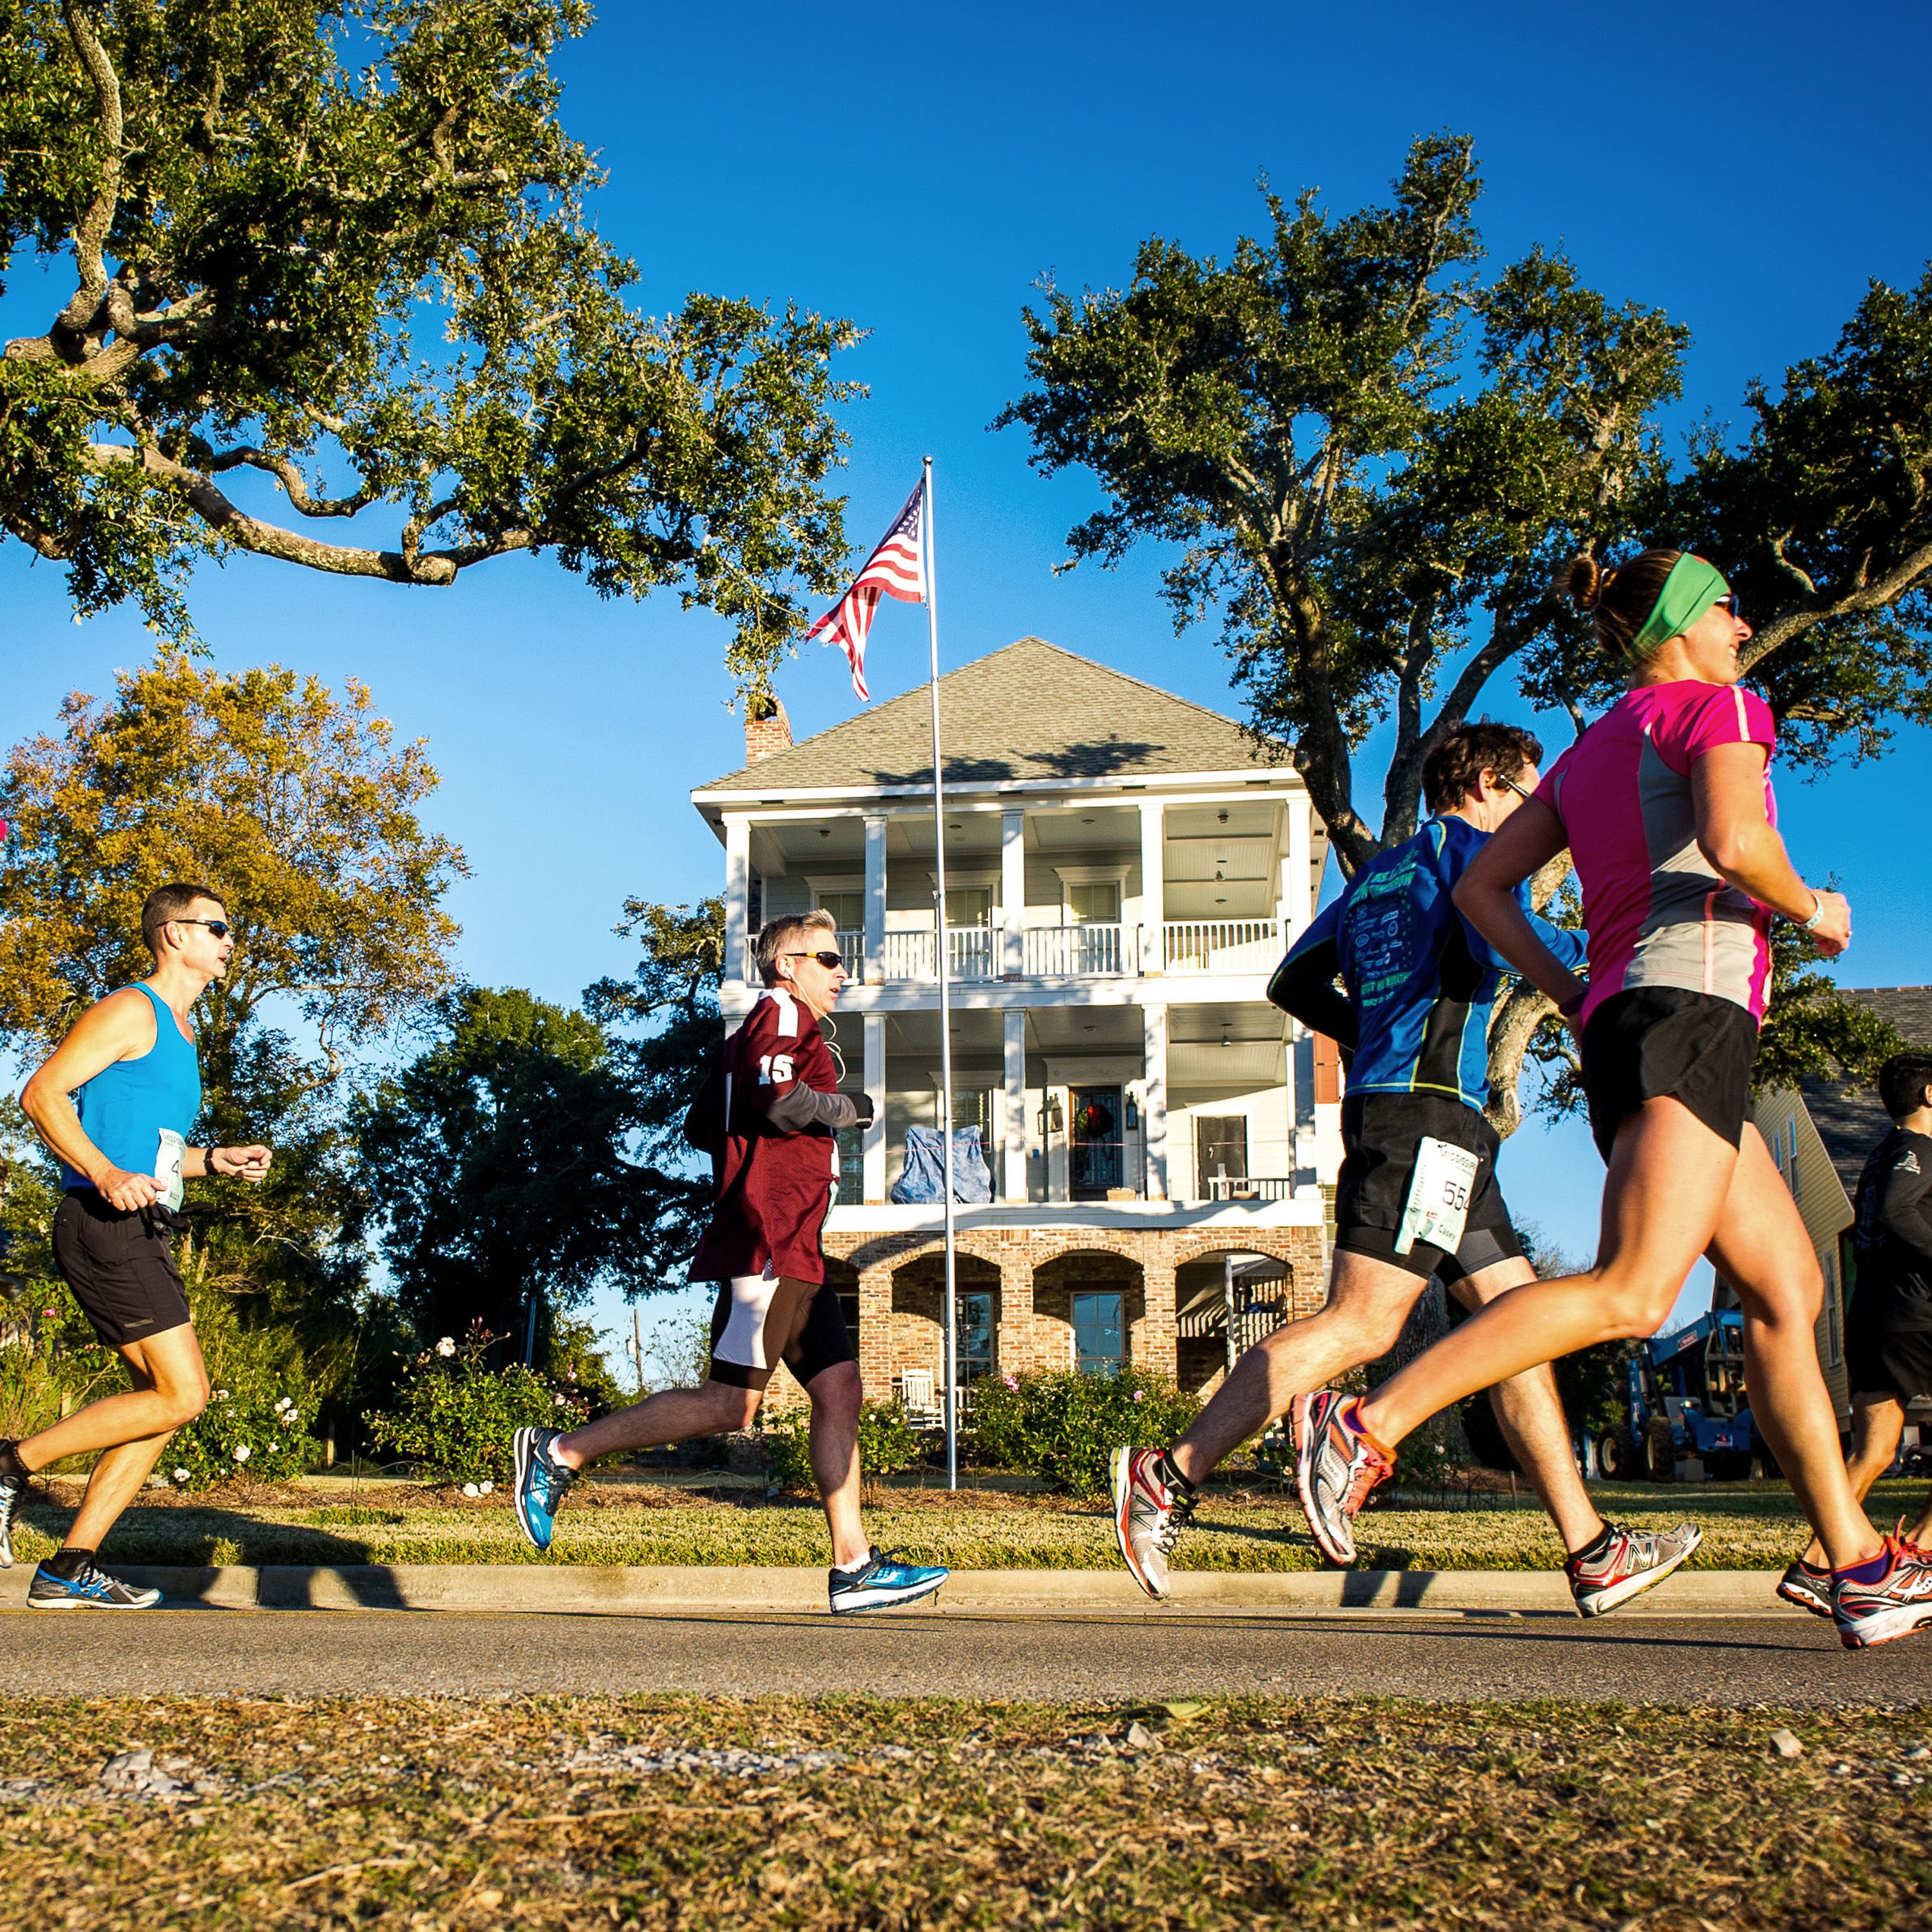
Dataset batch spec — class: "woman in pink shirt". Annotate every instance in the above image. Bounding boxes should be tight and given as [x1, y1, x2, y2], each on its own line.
[1289, 547, 1932, 1649]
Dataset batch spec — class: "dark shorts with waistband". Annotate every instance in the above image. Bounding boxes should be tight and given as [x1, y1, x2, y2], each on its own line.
[1579, 986, 1759, 1164]
[706, 1271, 857, 1392]
[1844, 1296, 1932, 1406]
[1332, 1091, 1524, 1284]
[52, 1189, 193, 1350]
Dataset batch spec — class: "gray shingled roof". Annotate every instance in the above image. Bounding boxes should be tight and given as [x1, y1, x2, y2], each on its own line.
[1800, 987, 1932, 1197]
[700, 638, 1294, 793]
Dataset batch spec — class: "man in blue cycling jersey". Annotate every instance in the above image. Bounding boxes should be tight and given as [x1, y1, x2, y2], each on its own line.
[1111, 723, 1700, 1615]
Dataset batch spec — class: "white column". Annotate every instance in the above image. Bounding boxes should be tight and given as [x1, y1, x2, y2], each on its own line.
[724, 815, 752, 985]
[863, 811, 887, 984]
[1001, 808, 1025, 976]
[1002, 1007, 1027, 1202]
[1142, 1002, 1170, 1200]
[864, 1012, 887, 1203]
[1283, 791, 1314, 935]
[1138, 799, 1166, 973]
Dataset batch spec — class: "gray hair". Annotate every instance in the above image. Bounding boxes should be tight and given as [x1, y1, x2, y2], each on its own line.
[755, 908, 838, 985]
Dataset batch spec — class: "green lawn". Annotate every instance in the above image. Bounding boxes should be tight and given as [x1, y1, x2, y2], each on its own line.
[1, 1692, 1926, 1929]
[17, 1471, 1924, 1571]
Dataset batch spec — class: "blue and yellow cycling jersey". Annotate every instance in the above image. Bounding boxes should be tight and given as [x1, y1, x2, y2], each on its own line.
[1267, 815, 1586, 1114]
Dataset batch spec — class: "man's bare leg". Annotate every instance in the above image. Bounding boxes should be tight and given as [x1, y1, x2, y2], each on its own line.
[804, 1360, 870, 1569]
[1168, 1251, 1426, 1486]
[17, 1327, 210, 1554]
[550, 1379, 759, 1468]
[1448, 1258, 1602, 1555]
[1799, 1394, 1906, 1571]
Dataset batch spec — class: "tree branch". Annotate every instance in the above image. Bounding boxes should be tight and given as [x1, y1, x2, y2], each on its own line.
[1742, 534, 1932, 672]
[53, 3, 126, 355]
[207, 448, 377, 520]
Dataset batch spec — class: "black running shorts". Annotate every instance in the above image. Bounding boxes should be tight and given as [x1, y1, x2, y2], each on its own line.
[1844, 1300, 1932, 1406]
[52, 1189, 193, 1350]
[1332, 1091, 1524, 1284]
[706, 1271, 857, 1392]
[1579, 987, 1759, 1164]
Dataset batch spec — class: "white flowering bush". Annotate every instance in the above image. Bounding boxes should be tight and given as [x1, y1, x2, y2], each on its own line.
[169, 1381, 319, 1487]
[369, 1330, 591, 1485]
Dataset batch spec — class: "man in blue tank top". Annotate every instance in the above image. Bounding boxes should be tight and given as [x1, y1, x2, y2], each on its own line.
[0, 883, 272, 1608]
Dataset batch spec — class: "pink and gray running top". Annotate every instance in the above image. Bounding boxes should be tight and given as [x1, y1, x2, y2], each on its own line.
[1535, 680, 1778, 1028]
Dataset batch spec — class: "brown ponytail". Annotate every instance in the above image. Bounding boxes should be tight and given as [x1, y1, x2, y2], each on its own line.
[1555, 548, 1682, 662]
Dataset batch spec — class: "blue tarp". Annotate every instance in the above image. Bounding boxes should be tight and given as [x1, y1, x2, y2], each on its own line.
[890, 1125, 994, 1204]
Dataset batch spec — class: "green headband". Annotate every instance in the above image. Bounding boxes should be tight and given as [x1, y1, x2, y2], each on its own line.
[1625, 553, 1730, 660]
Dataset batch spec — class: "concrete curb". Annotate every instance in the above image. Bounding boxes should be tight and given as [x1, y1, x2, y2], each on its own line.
[4, 1564, 1794, 1618]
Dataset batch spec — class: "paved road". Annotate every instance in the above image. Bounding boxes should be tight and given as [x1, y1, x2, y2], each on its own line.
[1, 1608, 1926, 1704]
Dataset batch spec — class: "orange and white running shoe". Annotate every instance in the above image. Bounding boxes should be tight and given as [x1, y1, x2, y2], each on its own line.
[1110, 1446, 1197, 1600]
[1565, 1521, 1703, 1617]
[1833, 1535, 1932, 1651]
[1292, 1390, 1392, 1566]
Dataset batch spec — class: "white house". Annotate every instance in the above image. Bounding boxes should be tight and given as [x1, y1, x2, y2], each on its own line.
[690, 637, 1341, 1406]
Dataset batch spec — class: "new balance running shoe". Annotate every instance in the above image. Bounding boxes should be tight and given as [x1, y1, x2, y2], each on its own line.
[1776, 1558, 1835, 1620]
[1834, 1535, 1932, 1650]
[1566, 1520, 1703, 1617]
[828, 1547, 949, 1615]
[1111, 1446, 1198, 1600]
[1293, 1390, 1392, 1566]
[511, 1426, 578, 1553]
[0, 1465, 24, 1569]
[26, 1559, 161, 1609]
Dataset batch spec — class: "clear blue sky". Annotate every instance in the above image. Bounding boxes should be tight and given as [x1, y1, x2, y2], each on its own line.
[3, 0, 1928, 1349]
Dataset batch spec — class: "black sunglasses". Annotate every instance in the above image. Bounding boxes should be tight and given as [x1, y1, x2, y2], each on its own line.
[1719, 594, 1742, 618]
[174, 918, 232, 939]
[1494, 773, 1537, 802]
[784, 949, 845, 971]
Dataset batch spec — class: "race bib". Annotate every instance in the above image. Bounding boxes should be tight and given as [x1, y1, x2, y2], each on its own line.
[154, 1128, 186, 1213]
[1394, 1135, 1480, 1257]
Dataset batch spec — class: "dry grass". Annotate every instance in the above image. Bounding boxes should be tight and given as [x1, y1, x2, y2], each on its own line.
[16, 1473, 1915, 1573]
[1, 1692, 1927, 1928]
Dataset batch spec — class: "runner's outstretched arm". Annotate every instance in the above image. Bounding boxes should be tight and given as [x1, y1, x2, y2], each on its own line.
[1451, 802, 1586, 1012]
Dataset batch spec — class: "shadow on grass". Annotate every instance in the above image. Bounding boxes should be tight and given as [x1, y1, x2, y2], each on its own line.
[20, 1495, 386, 1568]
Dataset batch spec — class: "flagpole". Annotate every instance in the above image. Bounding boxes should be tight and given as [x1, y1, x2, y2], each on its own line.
[922, 454, 960, 1493]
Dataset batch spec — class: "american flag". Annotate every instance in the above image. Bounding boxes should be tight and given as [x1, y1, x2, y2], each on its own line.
[804, 479, 925, 701]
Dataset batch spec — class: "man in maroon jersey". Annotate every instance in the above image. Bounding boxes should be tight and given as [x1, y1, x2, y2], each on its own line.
[511, 910, 949, 1613]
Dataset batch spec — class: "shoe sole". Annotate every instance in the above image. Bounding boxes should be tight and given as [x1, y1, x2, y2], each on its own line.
[1776, 1578, 1835, 1620]
[27, 1593, 161, 1609]
[1292, 1395, 1356, 1567]
[829, 1576, 947, 1615]
[510, 1428, 551, 1553]
[1110, 1448, 1165, 1602]
[1573, 1530, 1703, 1618]
[1838, 1601, 1932, 1649]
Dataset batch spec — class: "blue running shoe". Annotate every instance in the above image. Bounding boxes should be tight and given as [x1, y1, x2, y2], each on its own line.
[512, 1426, 577, 1552]
[828, 1546, 948, 1615]
[26, 1559, 161, 1609]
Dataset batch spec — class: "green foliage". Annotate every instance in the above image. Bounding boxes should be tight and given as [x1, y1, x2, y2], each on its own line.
[368, 1326, 591, 1484]
[1752, 920, 1924, 1095]
[968, 1369, 1200, 1497]
[0, 2, 859, 690]
[761, 1397, 923, 1495]
[355, 985, 702, 1345]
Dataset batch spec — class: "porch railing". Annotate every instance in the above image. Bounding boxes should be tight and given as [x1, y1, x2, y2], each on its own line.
[1021, 922, 1130, 976]
[1203, 1175, 1298, 1202]
[1163, 918, 1285, 974]
[878, 925, 999, 981]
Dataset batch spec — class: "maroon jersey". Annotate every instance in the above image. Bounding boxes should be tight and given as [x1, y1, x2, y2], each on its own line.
[687, 989, 844, 1285]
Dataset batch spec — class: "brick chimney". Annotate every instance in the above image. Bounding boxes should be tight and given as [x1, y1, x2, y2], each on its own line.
[744, 696, 793, 765]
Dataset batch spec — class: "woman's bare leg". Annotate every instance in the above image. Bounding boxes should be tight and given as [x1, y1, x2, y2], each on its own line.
[1357, 1099, 1736, 1448]
[1704, 1128, 1882, 1571]
[1799, 1394, 1904, 1570]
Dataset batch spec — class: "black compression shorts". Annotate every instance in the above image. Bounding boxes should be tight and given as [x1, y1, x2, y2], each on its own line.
[52, 1189, 193, 1350]
[706, 1271, 857, 1392]
[1332, 1091, 1524, 1283]
[1579, 987, 1759, 1164]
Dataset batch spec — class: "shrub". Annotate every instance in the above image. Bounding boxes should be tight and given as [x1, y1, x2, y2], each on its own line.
[762, 1397, 923, 1495]
[169, 1379, 320, 1488]
[968, 1368, 1200, 1497]
[368, 1327, 592, 1484]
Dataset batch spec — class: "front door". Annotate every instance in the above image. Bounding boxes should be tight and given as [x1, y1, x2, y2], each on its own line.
[1069, 1085, 1124, 1198]
[1196, 1115, 1249, 1198]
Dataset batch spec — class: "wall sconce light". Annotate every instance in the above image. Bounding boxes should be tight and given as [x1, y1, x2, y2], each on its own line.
[1125, 1095, 1140, 1130]
[1043, 1095, 1065, 1134]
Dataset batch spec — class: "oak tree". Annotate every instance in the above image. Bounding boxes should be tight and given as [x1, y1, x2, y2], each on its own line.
[999, 134, 1932, 1135]
[1, 1, 858, 690]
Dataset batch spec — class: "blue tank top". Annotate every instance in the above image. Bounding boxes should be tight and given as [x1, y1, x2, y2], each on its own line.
[61, 983, 204, 1192]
